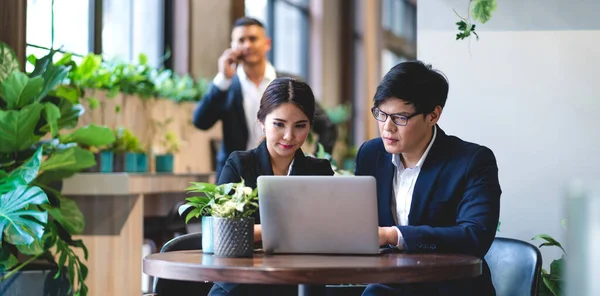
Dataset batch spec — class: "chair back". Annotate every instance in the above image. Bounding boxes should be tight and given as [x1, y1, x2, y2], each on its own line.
[484, 237, 542, 296]
[151, 232, 213, 296]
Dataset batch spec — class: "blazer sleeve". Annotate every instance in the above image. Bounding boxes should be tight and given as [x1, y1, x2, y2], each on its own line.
[192, 83, 227, 130]
[398, 146, 501, 257]
[312, 101, 338, 154]
[354, 141, 369, 176]
[217, 153, 243, 185]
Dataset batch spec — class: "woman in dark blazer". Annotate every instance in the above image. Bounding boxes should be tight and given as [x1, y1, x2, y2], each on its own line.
[208, 77, 334, 296]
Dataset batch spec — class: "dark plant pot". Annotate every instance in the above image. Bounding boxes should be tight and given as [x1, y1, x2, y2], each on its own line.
[155, 154, 174, 173]
[202, 216, 214, 254]
[114, 152, 137, 173]
[136, 153, 148, 173]
[0, 263, 71, 296]
[213, 217, 254, 258]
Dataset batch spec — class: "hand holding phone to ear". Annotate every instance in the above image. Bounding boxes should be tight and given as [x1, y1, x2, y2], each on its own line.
[218, 48, 242, 79]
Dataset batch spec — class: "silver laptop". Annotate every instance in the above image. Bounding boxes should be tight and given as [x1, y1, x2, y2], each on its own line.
[257, 175, 380, 255]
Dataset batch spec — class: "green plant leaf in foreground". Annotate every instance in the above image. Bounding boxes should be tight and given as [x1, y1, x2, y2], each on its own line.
[471, 0, 497, 24]
[0, 147, 43, 193]
[0, 72, 44, 109]
[0, 42, 20, 84]
[0, 185, 48, 245]
[0, 103, 45, 153]
[59, 124, 116, 146]
[40, 146, 96, 172]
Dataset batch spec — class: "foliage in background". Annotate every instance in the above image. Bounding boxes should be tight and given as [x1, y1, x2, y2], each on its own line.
[455, 0, 497, 41]
[179, 180, 259, 220]
[532, 219, 567, 296]
[1, 42, 115, 296]
[27, 51, 210, 106]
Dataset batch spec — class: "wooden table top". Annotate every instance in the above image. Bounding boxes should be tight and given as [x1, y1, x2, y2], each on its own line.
[143, 250, 482, 285]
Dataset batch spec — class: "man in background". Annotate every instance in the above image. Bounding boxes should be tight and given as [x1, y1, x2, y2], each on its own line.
[193, 17, 337, 179]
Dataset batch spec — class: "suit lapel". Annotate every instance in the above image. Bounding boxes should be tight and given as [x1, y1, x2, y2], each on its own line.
[376, 150, 396, 226]
[408, 126, 447, 225]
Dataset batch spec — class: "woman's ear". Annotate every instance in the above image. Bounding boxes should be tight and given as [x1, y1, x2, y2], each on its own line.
[259, 121, 265, 133]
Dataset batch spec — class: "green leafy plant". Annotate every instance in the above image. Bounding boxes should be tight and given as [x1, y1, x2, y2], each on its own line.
[454, 0, 497, 41]
[1, 42, 115, 296]
[110, 127, 144, 153]
[178, 180, 259, 221]
[532, 219, 567, 296]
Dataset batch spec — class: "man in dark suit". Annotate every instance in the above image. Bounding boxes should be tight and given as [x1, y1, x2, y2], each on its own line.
[355, 61, 501, 296]
[192, 17, 337, 180]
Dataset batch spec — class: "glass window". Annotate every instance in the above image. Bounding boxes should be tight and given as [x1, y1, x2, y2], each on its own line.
[102, 0, 164, 67]
[26, 0, 92, 70]
[272, 0, 309, 79]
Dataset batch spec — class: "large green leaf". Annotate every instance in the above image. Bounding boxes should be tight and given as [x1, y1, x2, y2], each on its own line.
[37, 63, 71, 101]
[0, 147, 43, 194]
[16, 236, 45, 255]
[0, 42, 20, 84]
[0, 103, 44, 153]
[59, 124, 116, 146]
[55, 85, 80, 104]
[42, 194, 85, 235]
[471, 0, 497, 24]
[43, 102, 62, 138]
[35, 169, 78, 186]
[0, 185, 48, 245]
[40, 146, 95, 172]
[0, 72, 44, 109]
[57, 100, 84, 130]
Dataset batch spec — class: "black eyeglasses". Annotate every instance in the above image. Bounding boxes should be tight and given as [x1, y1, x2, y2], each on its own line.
[371, 107, 421, 126]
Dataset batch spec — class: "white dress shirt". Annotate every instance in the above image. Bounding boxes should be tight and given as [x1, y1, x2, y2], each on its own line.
[391, 127, 437, 249]
[212, 62, 277, 150]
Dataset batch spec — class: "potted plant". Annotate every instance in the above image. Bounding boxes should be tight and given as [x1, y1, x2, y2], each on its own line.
[156, 131, 180, 173]
[532, 221, 566, 296]
[110, 127, 143, 172]
[0, 42, 115, 295]
[179, 180, 259, 257]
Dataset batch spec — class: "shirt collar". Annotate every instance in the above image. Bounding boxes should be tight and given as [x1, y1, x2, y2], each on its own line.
[391, 126, 437, 169]
[237, 61, 277, 83]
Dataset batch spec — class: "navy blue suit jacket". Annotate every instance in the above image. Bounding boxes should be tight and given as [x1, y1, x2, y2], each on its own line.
[192, 74, 337, 180]
[355, 125, 501, 295]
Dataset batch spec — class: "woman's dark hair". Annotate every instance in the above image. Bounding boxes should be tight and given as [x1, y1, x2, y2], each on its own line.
[373, 60, 449, 115]
[257, 77, 316, 125]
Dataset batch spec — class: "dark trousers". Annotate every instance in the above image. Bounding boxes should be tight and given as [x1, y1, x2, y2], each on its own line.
[208, 282, 298, 296]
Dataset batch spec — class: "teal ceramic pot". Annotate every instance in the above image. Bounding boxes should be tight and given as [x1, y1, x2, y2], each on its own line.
[100, 151, 114, 173]
[202, 216, 214, 254]
[136, 153, 148, 172]
[155, 154, 174, 173]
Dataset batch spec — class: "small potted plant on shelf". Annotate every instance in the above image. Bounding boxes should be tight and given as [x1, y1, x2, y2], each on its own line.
[179, 180, 258, 257]
[155, 131, 180, 173]
[110, 127, 144, 172]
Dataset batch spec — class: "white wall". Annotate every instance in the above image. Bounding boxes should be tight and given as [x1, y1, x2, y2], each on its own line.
[417, 0, 600, 267]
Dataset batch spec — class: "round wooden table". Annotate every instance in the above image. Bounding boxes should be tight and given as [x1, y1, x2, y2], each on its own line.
[143, 250, 482, 296]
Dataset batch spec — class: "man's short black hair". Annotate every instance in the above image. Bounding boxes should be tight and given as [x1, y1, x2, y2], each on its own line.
[233, 17, 265, 29]
[373, 60, 449, 115]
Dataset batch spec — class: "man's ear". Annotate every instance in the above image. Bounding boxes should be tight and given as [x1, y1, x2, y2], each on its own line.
[427, 106, 443, 126]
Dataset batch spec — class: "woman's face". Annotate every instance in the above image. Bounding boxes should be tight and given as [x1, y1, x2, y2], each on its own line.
[260, 102, 311, 160]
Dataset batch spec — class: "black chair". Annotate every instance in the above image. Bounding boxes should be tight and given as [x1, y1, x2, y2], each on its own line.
[148, 232, 214, 296]
[484, 237, 542, 296]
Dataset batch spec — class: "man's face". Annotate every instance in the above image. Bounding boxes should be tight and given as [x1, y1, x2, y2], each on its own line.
[231, 25, 271, 65]
[375, 98, 439, 155]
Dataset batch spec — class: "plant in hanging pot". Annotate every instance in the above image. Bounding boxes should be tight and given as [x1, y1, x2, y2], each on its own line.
[179, 180, 258, 257]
